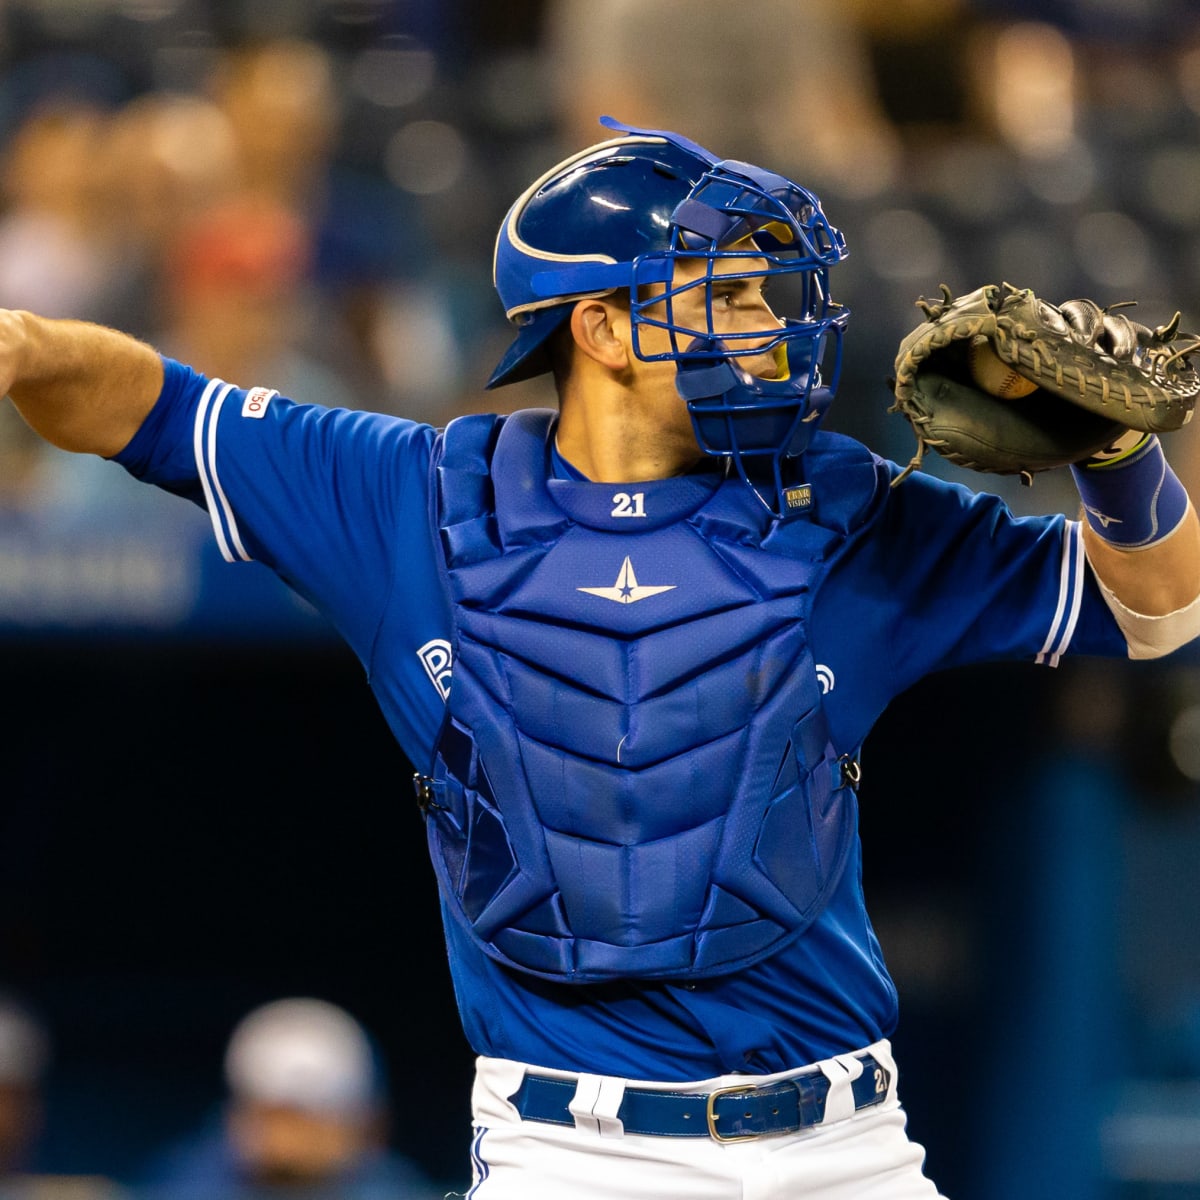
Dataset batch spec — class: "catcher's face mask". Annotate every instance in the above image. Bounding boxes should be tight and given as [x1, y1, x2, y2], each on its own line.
[632, 216, 848, 517]
[489, 115, 849, 518]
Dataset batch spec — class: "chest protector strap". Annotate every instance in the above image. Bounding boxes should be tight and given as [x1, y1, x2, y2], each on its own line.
[422, 409, 883, 983]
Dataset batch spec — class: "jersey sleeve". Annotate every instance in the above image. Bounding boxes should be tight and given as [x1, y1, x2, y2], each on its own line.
[810, 466, 1127, 744]
[883, 469, 1127, 675]
[114, 358, 451, 761]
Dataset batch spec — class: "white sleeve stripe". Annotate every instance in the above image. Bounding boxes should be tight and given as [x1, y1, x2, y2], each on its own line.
[205, 383, 252, 562]
[192, 378, 229, 560]
[1053, 522, 1086, 662]
[1035, 520, 1073, 664]
[1036, 520, 1084, 666]
[192, 379, 252, 564]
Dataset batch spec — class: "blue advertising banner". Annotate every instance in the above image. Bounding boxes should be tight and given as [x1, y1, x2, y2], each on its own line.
[0, 450, 334, 640]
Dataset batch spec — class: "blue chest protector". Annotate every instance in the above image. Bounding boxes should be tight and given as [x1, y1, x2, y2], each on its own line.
[421, 410, 886, 983]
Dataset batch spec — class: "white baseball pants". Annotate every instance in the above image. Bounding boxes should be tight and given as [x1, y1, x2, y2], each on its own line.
[464, 1039, 949, 1199]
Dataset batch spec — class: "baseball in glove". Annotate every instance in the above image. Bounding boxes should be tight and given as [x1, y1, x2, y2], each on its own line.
[888, 282, 1200, 485]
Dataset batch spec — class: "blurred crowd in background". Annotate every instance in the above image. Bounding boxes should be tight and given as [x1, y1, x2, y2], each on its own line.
[1, 0, 1200, 1196]
[1, 0, 1199, 512]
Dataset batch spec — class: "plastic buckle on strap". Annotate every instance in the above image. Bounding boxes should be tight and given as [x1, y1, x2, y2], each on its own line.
[412, 772, 443, 813]
[705, 1083, 759, 1143]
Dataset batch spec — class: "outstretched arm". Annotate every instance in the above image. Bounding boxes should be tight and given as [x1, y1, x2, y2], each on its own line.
[0, 311, 163, 458]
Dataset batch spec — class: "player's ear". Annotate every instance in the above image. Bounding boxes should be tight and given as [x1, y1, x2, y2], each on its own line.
[569, 298, 631, 374]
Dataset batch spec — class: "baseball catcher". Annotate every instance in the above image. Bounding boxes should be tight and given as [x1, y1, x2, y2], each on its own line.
[889, 281, 1200, 486]
[5, 115, 1200, 1199]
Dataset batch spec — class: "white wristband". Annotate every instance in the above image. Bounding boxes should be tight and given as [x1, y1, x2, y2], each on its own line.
[1095, 571, 1200, 659]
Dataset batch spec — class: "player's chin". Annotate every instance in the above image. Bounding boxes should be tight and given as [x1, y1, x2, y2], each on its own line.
[744, 355, 786, 383]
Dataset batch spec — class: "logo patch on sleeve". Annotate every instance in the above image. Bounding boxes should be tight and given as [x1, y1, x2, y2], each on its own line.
[241, 387, 278, 419]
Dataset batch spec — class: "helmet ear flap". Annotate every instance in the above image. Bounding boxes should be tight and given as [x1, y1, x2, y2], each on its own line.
[486, 304, 574, 389]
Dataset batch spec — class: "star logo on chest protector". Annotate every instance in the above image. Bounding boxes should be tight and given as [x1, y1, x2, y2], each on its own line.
[577, 556, 677, 604]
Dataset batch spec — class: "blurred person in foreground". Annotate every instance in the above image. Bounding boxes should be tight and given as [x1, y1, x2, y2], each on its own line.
[138, 998, 443, 1200]
[0, 994, 49, 1180]
[0, 994, 124, 1200]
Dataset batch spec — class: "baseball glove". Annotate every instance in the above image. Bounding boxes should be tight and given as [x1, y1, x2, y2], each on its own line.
[888, 282, 1200, 485]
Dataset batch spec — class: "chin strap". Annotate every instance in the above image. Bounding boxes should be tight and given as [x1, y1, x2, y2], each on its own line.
[674, 347, 829, 520]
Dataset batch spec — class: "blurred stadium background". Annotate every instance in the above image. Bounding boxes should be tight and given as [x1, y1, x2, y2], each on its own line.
[1, 0, 1200, 1196]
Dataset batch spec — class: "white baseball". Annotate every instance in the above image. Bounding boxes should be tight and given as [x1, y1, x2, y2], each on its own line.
[968, 335, 1037, 399]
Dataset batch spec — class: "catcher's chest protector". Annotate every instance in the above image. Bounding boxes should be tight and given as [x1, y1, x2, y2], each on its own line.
[423, 409, 880, 983]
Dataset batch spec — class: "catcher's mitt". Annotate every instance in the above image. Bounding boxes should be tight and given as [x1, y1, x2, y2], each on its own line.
[889, 282, 1200, 485]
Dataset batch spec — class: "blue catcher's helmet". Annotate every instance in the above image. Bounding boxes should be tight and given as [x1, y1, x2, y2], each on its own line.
[489, 116, 850, 516]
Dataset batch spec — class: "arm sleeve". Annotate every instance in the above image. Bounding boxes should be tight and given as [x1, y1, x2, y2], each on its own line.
[1094, 572, 1200, 659]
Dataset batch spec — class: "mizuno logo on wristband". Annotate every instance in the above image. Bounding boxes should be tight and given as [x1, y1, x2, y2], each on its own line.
[1082, 505, 1123, 528]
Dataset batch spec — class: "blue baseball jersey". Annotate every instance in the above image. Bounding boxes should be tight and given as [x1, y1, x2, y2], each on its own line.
[116, 358, 1127, 1081]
